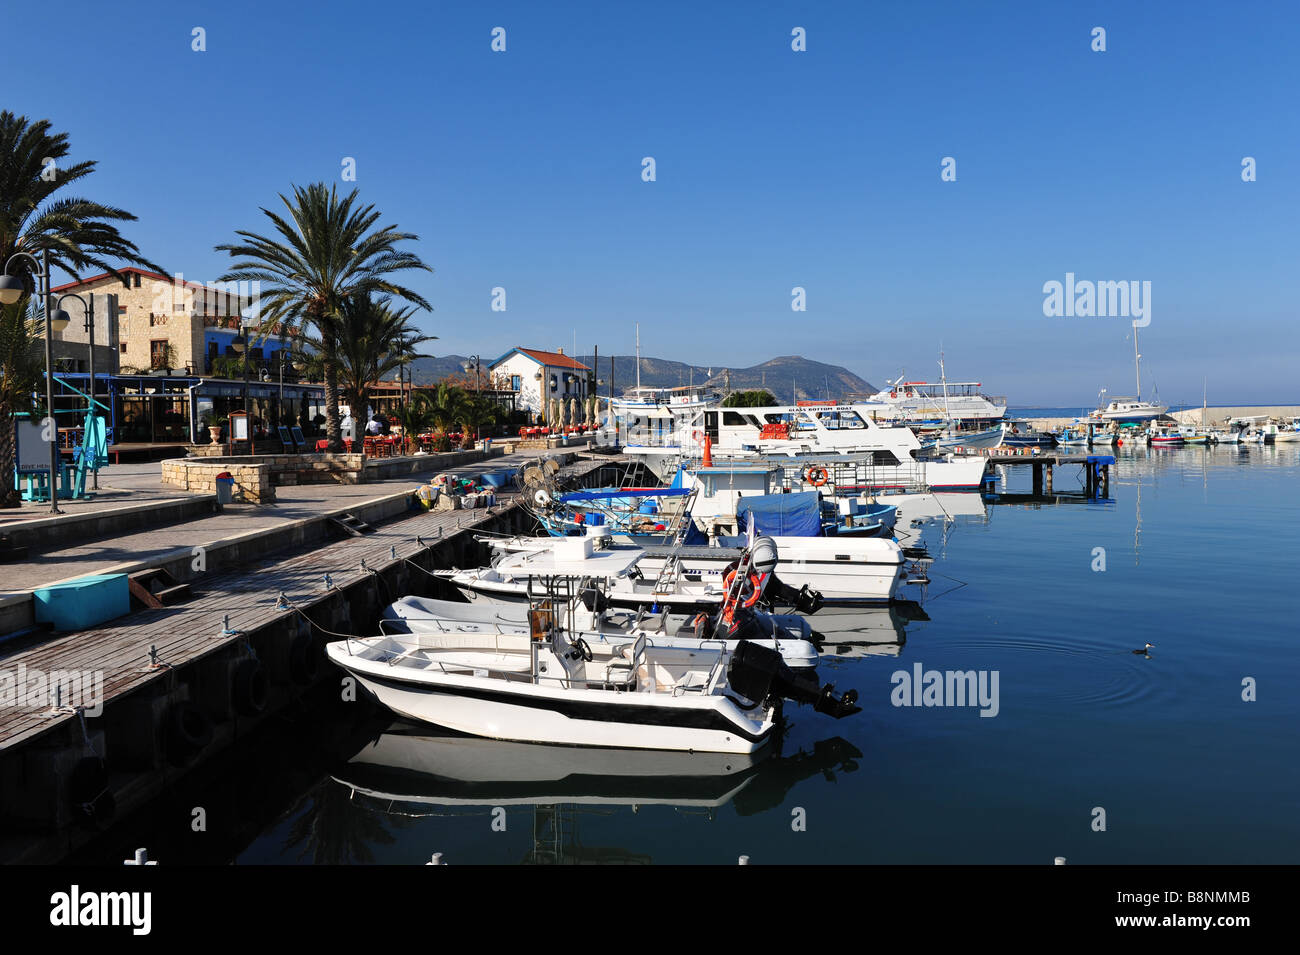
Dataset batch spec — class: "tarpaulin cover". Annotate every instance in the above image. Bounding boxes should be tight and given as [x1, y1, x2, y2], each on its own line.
[737, 491, 822, 538]
[558, 487, 693, 503]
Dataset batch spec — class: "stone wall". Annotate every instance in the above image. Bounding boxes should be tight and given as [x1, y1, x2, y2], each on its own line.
[161, 460, 275, 503]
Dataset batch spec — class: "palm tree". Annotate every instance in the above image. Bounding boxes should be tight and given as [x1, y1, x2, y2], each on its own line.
[0, 111, 166, 280]
[330, 294, 435, 427]
[0, 111, 164, 507]
[457, 391, 503, 445]
[215, 183, 432, 451]
[427, 382, 467, 433]
[390, 391, 437, 453]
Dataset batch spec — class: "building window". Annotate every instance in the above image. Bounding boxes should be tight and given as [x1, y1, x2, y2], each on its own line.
[150, 339, 170, 369]
[133, 273, 141, 288]
[120, 343, 128, 353]
[173, 303, 185, 312]
[511, 375, 521, 391]
[118, 305, 127, 314]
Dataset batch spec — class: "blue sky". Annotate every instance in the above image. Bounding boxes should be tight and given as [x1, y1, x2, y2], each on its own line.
[8, 0, 1297, 404]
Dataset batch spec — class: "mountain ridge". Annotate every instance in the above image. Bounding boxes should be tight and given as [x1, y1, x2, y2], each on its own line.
[407, 353, 874, 404]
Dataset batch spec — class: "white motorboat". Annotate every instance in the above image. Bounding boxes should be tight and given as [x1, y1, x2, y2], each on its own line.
[327, 632, 777, 753]
[382, 595, 821, 669]
[624, 400, 991, 491]
[326, 610, 862, 754]
[439, 540, 824, 617]
[479, 530, 918, 605]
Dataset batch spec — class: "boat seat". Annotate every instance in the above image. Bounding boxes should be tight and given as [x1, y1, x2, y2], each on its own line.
[606, 634, 646, 689]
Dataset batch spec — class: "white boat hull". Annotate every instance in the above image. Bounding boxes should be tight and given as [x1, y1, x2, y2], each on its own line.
[327, 642, 775, 754]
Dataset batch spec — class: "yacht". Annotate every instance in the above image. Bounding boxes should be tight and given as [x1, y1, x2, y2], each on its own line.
[866, 376, 1008, 424]
[1091, 325, 1167, 423]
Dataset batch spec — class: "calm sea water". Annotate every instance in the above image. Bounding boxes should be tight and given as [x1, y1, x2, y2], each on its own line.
[71, 444, 1300, 865]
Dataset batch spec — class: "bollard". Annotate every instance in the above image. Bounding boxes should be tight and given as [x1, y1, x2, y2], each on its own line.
[125, 847, 157, 865]
[426, 852, 445, 865]
[1054, 856, 1066, 865]
[738, 855, 750, 865]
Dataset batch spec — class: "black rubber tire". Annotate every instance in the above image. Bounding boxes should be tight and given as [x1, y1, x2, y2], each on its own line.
[233, 658, 268, 716]
[167, 702, 213, 765]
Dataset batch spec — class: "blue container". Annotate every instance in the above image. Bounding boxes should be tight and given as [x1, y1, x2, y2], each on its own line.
[34, 573, 130, 632]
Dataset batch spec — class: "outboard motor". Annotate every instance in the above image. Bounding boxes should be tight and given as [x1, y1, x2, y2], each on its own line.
[727, 640, 861, 719]
[763, 577, 824, 615]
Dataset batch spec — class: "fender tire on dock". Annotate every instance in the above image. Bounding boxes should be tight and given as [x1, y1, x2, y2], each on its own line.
[166, 702, 213, 766]
[288, 632, 321, 686]
[68, 756, 116, 823]
[233, 658, 269, 716]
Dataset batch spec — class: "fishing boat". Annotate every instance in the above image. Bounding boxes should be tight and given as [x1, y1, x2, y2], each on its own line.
[1000, 419, 1057, 449]
[1114, 426, 1148, 448]
[1273, 417, 1300, 443]
[1056, 423, 1091, 446]
[1149, 425, 1184, 447]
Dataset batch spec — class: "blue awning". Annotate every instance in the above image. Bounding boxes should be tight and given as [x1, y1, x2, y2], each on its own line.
[737, 491, 823, 537]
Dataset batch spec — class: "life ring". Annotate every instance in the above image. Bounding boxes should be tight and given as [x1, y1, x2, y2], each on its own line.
[890, 390, 897, 398]
[804, 466, 829, 487]
[724, 570, 763, 609]
[692, 430, 704, 442]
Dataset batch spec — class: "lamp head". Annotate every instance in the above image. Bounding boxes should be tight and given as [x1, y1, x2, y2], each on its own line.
[50, 308, 71, 332]
[0, 274, 26, 305]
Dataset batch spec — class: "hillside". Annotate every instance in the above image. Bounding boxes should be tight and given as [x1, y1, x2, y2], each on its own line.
[407, 353, 873, 403]
[578, 355, 873, 404]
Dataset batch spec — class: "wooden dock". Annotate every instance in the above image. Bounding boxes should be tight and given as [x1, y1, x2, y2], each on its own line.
[0, 455, 614, 858]
[985, 453, 1115, 496]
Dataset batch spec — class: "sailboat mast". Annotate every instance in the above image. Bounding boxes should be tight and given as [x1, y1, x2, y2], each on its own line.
[1134, 326, 1142, 400]
[939, 351, 953, 432]
[635, 323, 641, 391]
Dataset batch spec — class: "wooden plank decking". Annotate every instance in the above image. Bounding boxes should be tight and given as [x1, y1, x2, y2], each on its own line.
[0, 456, 609, 753]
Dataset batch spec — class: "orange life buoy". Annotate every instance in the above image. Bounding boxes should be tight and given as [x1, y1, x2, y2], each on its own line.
[723, 570, 763, 609]
[890, 390, 897, 398]
[692, 430, 704, 442]
[804, 466, 829, 487]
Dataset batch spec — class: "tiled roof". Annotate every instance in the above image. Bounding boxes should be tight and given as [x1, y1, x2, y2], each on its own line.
[514, 348, 590, 371]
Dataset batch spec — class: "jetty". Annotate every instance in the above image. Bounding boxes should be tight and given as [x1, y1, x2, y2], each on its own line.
[0, 448, 615, 863]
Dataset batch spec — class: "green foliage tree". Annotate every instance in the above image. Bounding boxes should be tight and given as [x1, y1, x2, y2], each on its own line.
[0, 111, 163, 506]
[722, 389, 777, 407]
[216, 183, 432, 452]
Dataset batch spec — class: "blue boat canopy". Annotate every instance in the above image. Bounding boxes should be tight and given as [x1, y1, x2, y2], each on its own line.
[737, 491, 822, 537]
[557, 487, 694, 504]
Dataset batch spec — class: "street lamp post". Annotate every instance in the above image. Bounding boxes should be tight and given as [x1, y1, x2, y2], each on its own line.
[53, 291, 101, 490]
[0, 250, 67, 513]
[463, 355, 482, 442]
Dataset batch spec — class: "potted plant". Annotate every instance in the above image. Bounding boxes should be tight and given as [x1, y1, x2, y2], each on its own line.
[201, 412, 227, 443]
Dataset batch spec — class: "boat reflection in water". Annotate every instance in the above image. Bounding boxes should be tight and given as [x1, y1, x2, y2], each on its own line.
[810, 601, 930, 658]
[331, 722, 862, 861]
